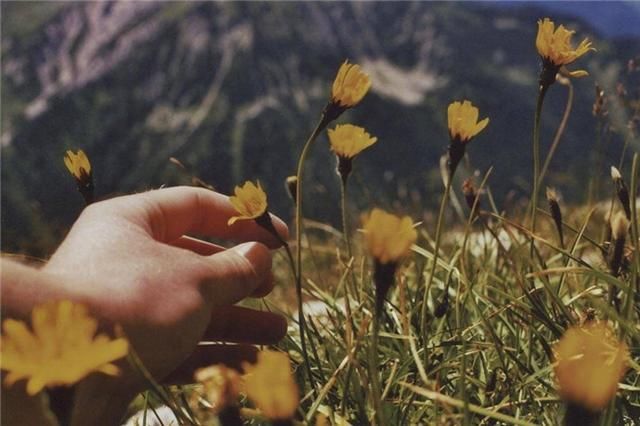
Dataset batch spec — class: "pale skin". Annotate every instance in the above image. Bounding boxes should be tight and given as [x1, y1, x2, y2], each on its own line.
[1, 186, 289, 425]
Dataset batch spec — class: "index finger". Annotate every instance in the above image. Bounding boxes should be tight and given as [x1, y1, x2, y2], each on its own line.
[107, 186, 289, 247]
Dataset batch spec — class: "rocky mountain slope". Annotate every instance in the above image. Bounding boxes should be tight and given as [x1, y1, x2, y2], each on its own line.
[1, 1, 637, 256]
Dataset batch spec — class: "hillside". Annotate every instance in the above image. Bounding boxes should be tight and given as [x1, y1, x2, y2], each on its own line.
[1, 1, 638, 256]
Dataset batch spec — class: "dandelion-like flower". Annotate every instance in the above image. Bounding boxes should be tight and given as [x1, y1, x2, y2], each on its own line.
[228, 181, 268, 225]
[554, 322, 627, 412]
[448, 101, 489, 143]
[363, 208, 417, 313]
[0, 300, 129, 396]
[64, 149, 94, 204]
[447, 100, 489, 176]
[228, 181, 284, 246]
[536, 18, 595, 85]
[328, 124, 377, 183]
[243, 351, 299, 421]
[331, 60, 372, 110]
[328, 124, 377, 159]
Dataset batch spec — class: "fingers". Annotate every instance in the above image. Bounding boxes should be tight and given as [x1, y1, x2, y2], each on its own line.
[170, 236, 225, 256]
[162, 344, 258, 384]
[202, 306, 287, 345]
[198, 242, 273, 306]
[114, 186, 289, 247]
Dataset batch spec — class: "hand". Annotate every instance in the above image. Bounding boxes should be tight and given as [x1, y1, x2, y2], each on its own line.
[4, 186, 289, 424]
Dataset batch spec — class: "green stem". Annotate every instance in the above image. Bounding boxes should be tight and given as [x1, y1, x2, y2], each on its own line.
[368, 310, 384, 425]
[421, 173, 454, 337]
[538, 79, 573, 189]
[295, 114, 331, 394]
[530, 84, 549, 242]
[340, 180, 353, 261]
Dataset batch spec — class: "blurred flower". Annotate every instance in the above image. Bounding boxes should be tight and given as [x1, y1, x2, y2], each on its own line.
[228, 181, 268, 225]
[448, 100, 489, 143]
[64, 150, 91, 180]
[363, 209, 417, 313]
[243, 350, 299, 421]
[536, 18, 594, 83]
[331, 60, 371, 110]
[554, 322, 627, 411]
[447, 100, 489, 175]
[0, 300, 128, 396]
[328, 124, 378, 159]
[328, 124, 377, 184]
[194, 365, 242, 415]
[363, 209, 416, 265]
[63, 149, 94, 204]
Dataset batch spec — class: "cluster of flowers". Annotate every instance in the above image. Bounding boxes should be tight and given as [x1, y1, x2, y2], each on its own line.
[0, 17, 630, 424]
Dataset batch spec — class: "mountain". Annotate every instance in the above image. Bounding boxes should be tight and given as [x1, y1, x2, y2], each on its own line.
[1, 1, 638, 256]
[489, 1, 640, 39]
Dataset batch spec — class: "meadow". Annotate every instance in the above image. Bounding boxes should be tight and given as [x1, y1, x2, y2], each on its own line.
[2, 14, 640, 426]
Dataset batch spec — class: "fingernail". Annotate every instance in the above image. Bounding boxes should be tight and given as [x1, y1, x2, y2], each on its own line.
[232, 242, 272, 275]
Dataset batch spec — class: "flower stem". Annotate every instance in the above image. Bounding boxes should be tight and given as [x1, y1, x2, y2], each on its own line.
[538, 78, 573, 189]
[368, 310, 385, 426]
[530, 84, 549, 247]
[421, 171, 454, 337]
[340, 179, 353, 261]
[295, 113, 331, 394]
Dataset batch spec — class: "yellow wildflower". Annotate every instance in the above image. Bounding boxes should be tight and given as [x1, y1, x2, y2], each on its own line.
[64, 149, 94, 204]
[363, 208, 417, 265]
[63, 149, 91, 181]
[536, 18, 594, 78]
[363, 209, 417, 313]
[243, 350, 299, 420]
[0, 300, 129, 396]
[228, 181, 268, 225]
[554, 323, 628, 411]
[328, 124, 377, 159]
[331, 60, 371, 109]
[447, 100, 489, 143]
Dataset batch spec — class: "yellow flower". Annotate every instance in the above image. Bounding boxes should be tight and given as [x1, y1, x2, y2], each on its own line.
[0, 300, 129, 396]
[328, 124, 378, 159]
[363, 208, 417, 265]
[243, 350, 299, 420]
[331, 60, 372, 108]
[536, 18, 594, 76]
[447, 100, 489, 143]
[554, 323, 628, 411]
[228, 181, 268, 226]
[63, 149, 92, 181]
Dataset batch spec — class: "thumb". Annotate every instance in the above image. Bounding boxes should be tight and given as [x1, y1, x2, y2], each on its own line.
[197, 242, 272, 307]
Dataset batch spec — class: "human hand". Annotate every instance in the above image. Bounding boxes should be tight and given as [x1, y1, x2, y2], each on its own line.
[37, 186, 288, 422]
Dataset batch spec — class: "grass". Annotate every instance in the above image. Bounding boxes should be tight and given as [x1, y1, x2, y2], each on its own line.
[127, 55, 640, 424]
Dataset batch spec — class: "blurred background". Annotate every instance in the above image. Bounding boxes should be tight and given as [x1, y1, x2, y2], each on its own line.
[2, 1, 639, 257]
